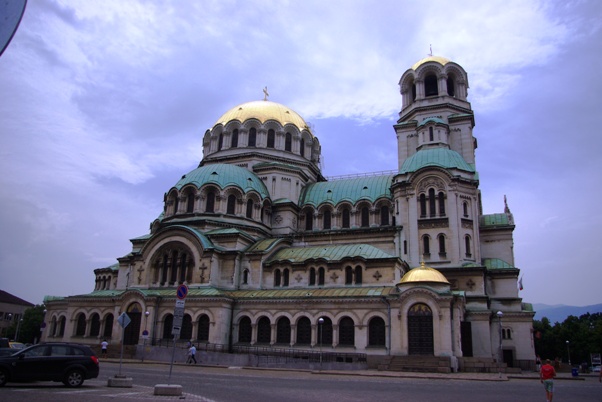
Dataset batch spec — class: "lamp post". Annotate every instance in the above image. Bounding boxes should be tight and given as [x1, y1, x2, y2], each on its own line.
[497, 311, 503, 378]
[15, 318, 23, 342]
[318, 317, 324, 371]
[566, 340, 571, 367]
[142, 311, 150, 362]
[5, 313, 12, 337]
[40, 309, 47, 343]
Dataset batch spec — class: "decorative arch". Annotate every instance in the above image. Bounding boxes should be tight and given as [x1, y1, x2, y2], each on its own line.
[407, 303, 434, 355]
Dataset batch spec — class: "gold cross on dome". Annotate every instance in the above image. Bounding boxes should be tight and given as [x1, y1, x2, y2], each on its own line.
[263, 86, 269, 101]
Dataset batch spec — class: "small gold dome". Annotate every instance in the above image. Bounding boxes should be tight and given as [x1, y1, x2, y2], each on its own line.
[214, 100, 311, 134]
[398, 261, 450, 284]
[411, 56, 451, 71]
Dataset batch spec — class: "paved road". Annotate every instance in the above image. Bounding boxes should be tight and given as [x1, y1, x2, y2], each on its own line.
[1, 362, 600, 401]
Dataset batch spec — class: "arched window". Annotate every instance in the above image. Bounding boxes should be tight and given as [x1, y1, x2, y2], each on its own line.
[231, 129, 238, 148]
[438, 192, 445, 216]
[274, 269, 281, 287]
[162, 314, 173, 339]
[243, 269, 249, 285]
[355, 266, 362, 284]
[317, 317, 333, 346]
[345, 266, 353, 285]
[309, 268, 316, 286]
[227, 194, 236, 215]
[173, 196, 179, 215]
[318, 267, 325, 285]
[181, 314, 193, 341]
[59, 316, 66, 337]
[103, 314, 113, 338]
[179, 252, 188, 283]
[368, 316, 386, 346]
[296, 317, 311, 345]
[429, 188, 436, 216]
[438, 234, 446, 255]
[420, 194, 427, 217]
[197, 315, 210, 342]
[75, 313, 86, 336]
[342, 208, 350, 228]
[248, 128, 256, 147]
[257, 317, 271, 344]
[285, 132, 292, 151]
[465, 235, 472, 257]
[425, 74, 438, 97]
[206, 191, 215, 213]
[305, 209, 313, 231]
[429, 126, 434, 141]
[186, 193, 195, 213]
[361, 207, 369, 227]
[339, 317, 355, 346]
[90, 313, 100, 337]
[323, 210, 331, 230]
[300, 138, 305, 157]
[423, 235, 430, 255]
[283, 268, 289, 287]
[276, 317, 291, 344]
[447, 76, 455, 97]
[218, 133, 223, 151]
[238, 316, 252, 343]
[380, 205, 389, 226]
[412, 83, 416, 101]
[246, 199, 253, 219]
[463, 202, 469, 217]
[267, 129, 275, 148]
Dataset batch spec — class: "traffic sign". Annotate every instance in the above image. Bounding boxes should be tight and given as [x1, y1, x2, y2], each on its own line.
[142, 329, 149, 339]
[117, 312, 131, 328]
[176, 284, 188, 300]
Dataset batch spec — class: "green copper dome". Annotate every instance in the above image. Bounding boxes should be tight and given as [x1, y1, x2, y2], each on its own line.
[174, 164, 270, 199]
[399, 148, 475, 174]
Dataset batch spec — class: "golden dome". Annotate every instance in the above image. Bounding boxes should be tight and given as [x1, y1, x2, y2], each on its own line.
[398, 261, 450, 284]
[411, 56, 451, 71]
[214, 100, 311, 133]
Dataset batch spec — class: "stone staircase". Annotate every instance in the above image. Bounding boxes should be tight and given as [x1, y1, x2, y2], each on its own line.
[385, 355, 452, 373]
[458, 357, 522, 374]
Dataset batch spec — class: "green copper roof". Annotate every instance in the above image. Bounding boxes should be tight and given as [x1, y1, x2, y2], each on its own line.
[174, 164, 270, 199]
[483, 258, 514, 269]
[299, 175, 393, 207]
[266, 244, 397, 265]
[246, 237, 290, 253]
[480, 213, 512, 227]
[399, 148, 475, 174]
[162, 225, 217, 250]
[234, 287, 395, 299]
[418, 117, 447, 127]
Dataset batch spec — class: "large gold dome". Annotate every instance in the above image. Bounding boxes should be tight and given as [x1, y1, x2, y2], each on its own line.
[398, 261, 450, 284]
[411, 56, 451, 71]
[214, 100, 311, 133]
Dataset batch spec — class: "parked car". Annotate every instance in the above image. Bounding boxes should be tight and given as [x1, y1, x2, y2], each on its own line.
[8, 342, 25, 350]
[0, 343, 99, 387]
[593, 365, 601, 373]
[0, 348, 15, 357]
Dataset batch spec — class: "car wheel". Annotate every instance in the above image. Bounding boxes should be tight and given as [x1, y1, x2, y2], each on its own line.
[63, 369, 84, 387]
[0, 369, 8, 387]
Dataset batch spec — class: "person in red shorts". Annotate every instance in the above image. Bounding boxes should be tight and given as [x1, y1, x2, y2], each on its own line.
[540, 359, 557, 402]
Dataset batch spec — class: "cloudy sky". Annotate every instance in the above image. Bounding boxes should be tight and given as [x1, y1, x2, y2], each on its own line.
[1, 0, 601, 308]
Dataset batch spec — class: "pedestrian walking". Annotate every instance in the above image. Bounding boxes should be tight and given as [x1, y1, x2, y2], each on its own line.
[187, 343, 197, 364]
[536, 355, 541, 372]
[540, 358, 556, 402]
[101, 339, 108, 357]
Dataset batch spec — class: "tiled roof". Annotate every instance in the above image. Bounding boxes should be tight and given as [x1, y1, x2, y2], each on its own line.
[399, 148, 475, 174]
[480, 213, 512, 227]
[265, 244, 397, 265]
[299, 175, 393, 207]
[0, 290, 34, 306]
[483, 258, 514, 269]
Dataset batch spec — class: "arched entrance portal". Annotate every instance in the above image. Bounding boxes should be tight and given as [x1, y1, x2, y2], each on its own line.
[123, 302, 143, 345]
[408, 303, 434, 355]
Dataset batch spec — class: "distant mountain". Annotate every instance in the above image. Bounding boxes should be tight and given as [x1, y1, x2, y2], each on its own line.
[533, 303, 602, 323]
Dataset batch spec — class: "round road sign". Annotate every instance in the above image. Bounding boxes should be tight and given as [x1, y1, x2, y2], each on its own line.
[176, 284, 188, 300]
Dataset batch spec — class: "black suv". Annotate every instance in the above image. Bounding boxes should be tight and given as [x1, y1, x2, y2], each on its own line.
[0, 342, 99, 387]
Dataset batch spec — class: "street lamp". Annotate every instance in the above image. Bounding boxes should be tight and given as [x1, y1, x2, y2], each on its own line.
[318, 317, 324, 371]
[497, 311, 503, 378]
[566, 340, 571, 366]
[142, 311, 150, 362]
[40, 309, 47, 343]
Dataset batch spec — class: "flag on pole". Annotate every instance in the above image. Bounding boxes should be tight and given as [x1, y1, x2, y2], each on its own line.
[518, 276, 523, 291]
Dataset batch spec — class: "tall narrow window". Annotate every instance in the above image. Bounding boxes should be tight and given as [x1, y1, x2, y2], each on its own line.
[267, 129, 275, 148]
[420, 194, 427, 217]
[429, 188, 436, 216]
[465, 235, 472, 257]
[338, 317, 355, 346]
[76, 313, 86, 336]
[438, 192, 445, 216]
[246, 199, 253, 219]
[342, 208, 350, 228]
[227, 194, 236, 215]
[300, 138, 305, 157]
[186, 193, 195, 213]
[179, 253, 188, 283]
[309, 268, 316, 285]
[296, 317, 311, 345]
[197, 315, 210, 342]
[355, 266, 362, 284]
[345, 266, 353, 285]
[218, 134, 223, 151]
[257, 317, 271, 343]
[318, 267, 325, 285]
[238, 317, 252, 343]
[447, 76, 455, 97]
[323, 210, 331, 230]
[380, 206, 389, 226]
[361, 207, 369, 227]
[438, 234, 446, 255]
[368, 317, 386, 346]
[463, 202, 469, 217]
[423, 236, 430, 255]
[243, 269, 249, 284]
[412, 83, 416, 101]
[285, 132, 292, 151]
[429, 127, 434, 141]
[283, 269, 289, 287]
[206, 191, 215, 213]
[274, 269, 281, 287]
[305, 210, 313, 231]
[173, 196, 179, 215]
[276, 317, 291, 344]
[231, 129, 238, 148]
[248, 127, 256, 147]
[425, 74, 438, 96]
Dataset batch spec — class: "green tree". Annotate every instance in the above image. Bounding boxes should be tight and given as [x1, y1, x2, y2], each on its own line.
[5, 305, 46, 344]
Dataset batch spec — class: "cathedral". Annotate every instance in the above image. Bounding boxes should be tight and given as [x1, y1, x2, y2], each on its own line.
[43, 56, 535, 372]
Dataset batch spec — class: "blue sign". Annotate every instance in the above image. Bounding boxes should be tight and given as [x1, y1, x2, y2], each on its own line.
[176, 284, 188, 300]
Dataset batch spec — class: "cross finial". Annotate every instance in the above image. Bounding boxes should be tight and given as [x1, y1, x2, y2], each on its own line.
[263, 86, 269, 101]
[428, 44, 433, 57]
